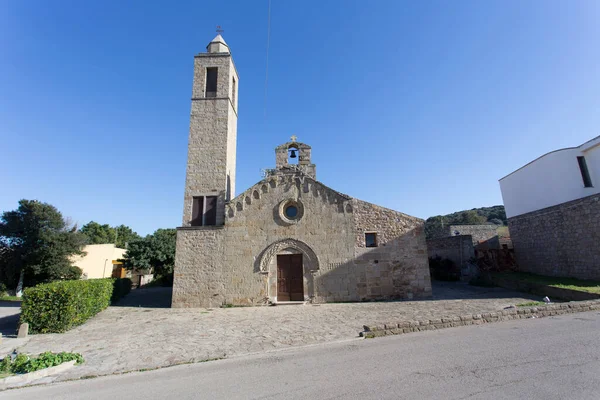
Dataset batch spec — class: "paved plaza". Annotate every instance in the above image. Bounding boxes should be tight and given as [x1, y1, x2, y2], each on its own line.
[2, 282, 539, 383]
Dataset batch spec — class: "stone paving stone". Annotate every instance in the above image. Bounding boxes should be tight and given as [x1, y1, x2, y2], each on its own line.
[13, 282, 539, 382]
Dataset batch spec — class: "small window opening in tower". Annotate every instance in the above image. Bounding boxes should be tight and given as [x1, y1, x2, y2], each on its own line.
[232, 77, 236, 106]
[288, 146, 299, 165]
[205, 67, 218, 98]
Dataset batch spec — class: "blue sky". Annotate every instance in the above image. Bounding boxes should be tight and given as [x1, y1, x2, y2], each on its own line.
[1, 1, 599, 236]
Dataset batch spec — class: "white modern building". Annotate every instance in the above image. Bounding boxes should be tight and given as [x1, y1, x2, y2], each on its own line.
[500, 136, 599, 218]
[499, 135, 600, 279]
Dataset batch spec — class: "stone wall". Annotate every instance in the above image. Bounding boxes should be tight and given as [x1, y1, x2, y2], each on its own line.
[426, 235, 474, 273]
[351, 200, 431, 300]
[182, 54, 238, 226]
[172, 172, 431, 307]
[508, 194, 600, 280]
[362, 300, 600, 338]
[448, 225, 498, 245]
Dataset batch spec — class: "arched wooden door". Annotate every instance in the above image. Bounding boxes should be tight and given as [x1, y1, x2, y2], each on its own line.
[277, 254, 304, 301]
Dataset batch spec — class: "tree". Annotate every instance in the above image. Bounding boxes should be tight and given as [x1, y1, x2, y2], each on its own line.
[424, 206, 506, 239]
[113, 225, 141, 248]
[120, 228, 176, 278]
[80, 221, 116, 244]
[80, 221, 140, 249]
[0, 242, 19, 290]
[457, 210, 487, 225]
[0, 200, 86, 291]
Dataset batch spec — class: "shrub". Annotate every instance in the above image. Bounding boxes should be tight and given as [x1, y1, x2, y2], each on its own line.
[0, 352, 83, 374]
[429, 256, 460, 281]
[62, 265, 83, 280]
[21, 279, 114, 333]
[111, 278, 132, 303]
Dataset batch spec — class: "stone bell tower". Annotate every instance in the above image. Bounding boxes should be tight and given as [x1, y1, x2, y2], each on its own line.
[181, 35, 239, 227]
[275, 136, 317, 179]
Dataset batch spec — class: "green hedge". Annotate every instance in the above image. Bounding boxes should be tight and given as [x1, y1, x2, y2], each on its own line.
[21, 278, 132, 334]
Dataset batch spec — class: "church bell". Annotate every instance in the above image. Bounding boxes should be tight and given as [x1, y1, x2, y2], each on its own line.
[289, 149, 297, 158]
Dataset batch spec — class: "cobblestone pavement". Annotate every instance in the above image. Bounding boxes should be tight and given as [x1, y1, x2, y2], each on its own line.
[11, 282, 539, 382]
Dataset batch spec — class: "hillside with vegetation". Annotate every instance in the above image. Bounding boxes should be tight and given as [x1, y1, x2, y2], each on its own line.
[425, 205, 507, 239]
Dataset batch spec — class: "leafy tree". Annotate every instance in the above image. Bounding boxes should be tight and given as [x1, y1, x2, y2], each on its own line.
[457, 210, 487, 225]
[120, 228, 176, 278]
[0, 242, 19, 289]
[425, 206, 507, 239]
[80, 221, 116, 245]
[80, 221, 140, 249]
[113, 225, 141, 248]
[0, 200, 86, 290]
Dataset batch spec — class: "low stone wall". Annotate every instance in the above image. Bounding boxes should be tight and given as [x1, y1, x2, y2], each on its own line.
[492, 276, 600, 302]
[361, 299, 600, 338]
[508, 194, 600, 280]
[448, 225, 498, 245]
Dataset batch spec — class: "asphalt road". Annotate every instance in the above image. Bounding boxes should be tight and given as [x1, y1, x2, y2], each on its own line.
[5, 311, 600, 399]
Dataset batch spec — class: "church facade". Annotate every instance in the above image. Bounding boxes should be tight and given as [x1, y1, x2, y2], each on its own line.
[172, 35, 432, 308]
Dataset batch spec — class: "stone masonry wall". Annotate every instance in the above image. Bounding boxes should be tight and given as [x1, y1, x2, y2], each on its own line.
[508, 194, 600, 280]
[172, 172, 432, 307]
[350, 200, 432, 301]
[448, 225, 498, 245]
[173, 173, 355, 307]
[426, 235, 475, 271]
[182, 54, 237, 226]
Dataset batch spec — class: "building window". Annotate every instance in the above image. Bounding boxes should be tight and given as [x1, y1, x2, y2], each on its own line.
[285, 204, 298, 219]
[232, 77, 236, 106]
[365, 232, 378, 248]
[577, 156, 593, 187]
[191, 196, 218, 226]
[205, 67, 218, 98]
[278, 199, 304, 224]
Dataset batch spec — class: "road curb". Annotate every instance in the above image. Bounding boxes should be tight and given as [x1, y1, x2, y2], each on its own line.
[0, 360, 77, 391]
[361, 299, 600, 338]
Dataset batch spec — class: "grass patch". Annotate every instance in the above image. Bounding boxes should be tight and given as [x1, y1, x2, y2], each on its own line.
[497, 226, 510, 238]
[516, 301, 546, 307]
[1, 352, 83, 375]
[495, 271, 600, 294]
[0, 295, 21, 302]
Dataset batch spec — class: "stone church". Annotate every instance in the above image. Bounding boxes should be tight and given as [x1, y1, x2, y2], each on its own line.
[172, 35, 431, 308]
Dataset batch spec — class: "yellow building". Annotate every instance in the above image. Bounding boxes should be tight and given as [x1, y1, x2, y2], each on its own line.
[71, 244, 127, 279]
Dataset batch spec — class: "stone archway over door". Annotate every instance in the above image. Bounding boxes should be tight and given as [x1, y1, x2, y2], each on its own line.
[277, 254, 303, 301]
[255, 238, 320, 303]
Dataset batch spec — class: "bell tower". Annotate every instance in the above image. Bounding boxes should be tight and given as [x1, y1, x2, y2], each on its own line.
[275, 136, 316, 179]
[181, 35, 239, 227]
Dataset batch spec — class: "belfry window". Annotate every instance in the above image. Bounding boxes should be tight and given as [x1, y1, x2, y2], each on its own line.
[191, 196, 217, 226]
[205, 67, 218, 98]
[288, 146, 299, 165]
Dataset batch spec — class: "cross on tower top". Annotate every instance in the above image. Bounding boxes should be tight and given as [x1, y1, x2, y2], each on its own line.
[290, 135, 297, 142]
[216, 25, 224, 34]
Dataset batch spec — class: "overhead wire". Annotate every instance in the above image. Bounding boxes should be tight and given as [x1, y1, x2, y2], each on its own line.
[264, 0, 272, 118]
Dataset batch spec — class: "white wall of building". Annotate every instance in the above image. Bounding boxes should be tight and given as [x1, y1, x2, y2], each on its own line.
[500, 136, 600, 218]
